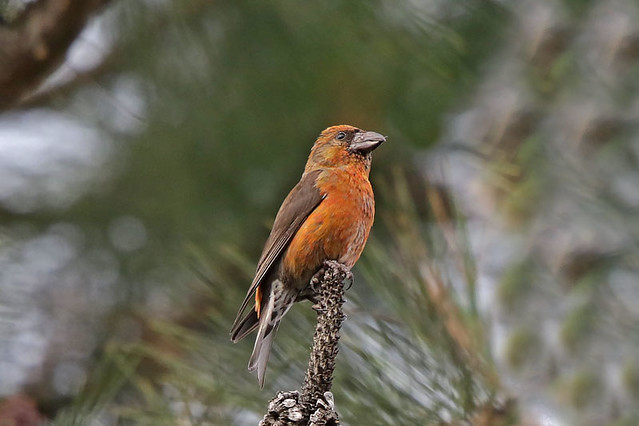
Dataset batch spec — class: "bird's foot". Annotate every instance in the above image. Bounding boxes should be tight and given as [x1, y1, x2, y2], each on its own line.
[296, 286, 319, 304]
[309, 272, 322, 293]
[323, 260, 353, 290]
[343, 274, 353, 291]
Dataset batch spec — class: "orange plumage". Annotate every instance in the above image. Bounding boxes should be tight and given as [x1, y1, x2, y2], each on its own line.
[230, 125, 385, 387]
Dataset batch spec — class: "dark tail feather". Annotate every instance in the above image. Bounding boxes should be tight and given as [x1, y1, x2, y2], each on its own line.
[230, 309, 259, 343]
[248, 296, 277, 388]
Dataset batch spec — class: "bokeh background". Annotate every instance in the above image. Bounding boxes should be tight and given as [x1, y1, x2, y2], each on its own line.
[1, 0, 638, 424]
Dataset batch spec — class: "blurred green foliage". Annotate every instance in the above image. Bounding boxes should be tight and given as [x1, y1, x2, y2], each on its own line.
[1, 0, 639, 425]
[65, 0, 506, 245]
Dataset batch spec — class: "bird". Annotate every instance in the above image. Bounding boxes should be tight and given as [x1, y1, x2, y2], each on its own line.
[230, 124, 385, 387]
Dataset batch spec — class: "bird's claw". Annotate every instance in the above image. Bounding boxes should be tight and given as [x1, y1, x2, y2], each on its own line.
[323, 260, 353, 290]
[343, 273, 353, 291]
[309, 272, 322, 293]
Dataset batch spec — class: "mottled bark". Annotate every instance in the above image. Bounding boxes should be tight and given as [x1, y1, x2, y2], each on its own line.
[260, 260, 349, 426]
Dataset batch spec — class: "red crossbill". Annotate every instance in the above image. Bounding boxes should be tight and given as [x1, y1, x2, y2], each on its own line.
[230, 124, 385, 387]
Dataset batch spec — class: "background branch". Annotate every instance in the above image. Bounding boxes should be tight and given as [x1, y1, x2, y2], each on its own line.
[0, 0, 112, 111]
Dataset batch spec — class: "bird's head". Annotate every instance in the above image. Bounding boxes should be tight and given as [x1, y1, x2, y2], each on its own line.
[305, 125, 386, 173]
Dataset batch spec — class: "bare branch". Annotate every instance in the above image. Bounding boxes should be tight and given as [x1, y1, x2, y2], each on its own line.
[0, 0, 112, 111]
[260, 260, 349, 426]
[299, 261, 348, 413]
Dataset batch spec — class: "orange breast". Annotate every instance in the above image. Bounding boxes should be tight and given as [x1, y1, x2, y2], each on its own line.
[282, 168, 375, 287]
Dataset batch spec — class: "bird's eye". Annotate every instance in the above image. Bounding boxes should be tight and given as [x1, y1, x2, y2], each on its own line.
[336, 132, 346, 140]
